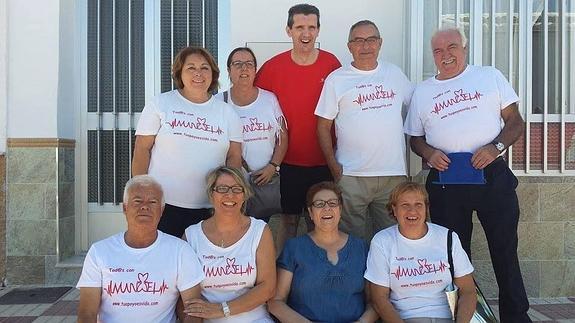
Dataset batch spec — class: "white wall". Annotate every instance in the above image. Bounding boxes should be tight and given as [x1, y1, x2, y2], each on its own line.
[56, 0, 77, 139]
[7, 0, 59, 138]
[0, 0, 7, 153]
[225, 0, 407, 80]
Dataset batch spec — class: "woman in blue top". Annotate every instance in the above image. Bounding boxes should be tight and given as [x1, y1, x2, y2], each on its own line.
[268, 181, 378, 323]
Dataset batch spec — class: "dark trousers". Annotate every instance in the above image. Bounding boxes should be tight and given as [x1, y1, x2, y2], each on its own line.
[426, 158, 531, 323]
[158, 204, 211, 238]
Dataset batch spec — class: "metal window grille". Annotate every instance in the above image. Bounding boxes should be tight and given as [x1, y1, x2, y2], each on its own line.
[410, 0, 575, 175]
[87, 0, 218, 205]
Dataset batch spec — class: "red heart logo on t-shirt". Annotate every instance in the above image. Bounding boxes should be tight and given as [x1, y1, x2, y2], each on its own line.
[226, 258, 236, 267]
[138, 272, 149, 282]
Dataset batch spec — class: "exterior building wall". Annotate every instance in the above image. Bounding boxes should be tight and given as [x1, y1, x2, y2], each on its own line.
[5, 140, 78, 285]
[0, 0, 573, 298]
[0, 154, 6, 282]
[2, 0, 79, 285]
[413, 171, 575, 297]
[5, 139, 79, 285]
[227, 0, 408, 72]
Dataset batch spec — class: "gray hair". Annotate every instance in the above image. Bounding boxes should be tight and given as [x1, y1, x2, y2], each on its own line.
[431, 25, 468, 48]
[123, 175, 165, 207]
[348, 20, 381, 42]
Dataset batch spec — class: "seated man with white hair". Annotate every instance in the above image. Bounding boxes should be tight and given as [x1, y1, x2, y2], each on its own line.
[77, 175, 204, 323]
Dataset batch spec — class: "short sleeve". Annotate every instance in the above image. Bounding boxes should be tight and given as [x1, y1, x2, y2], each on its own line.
[364, 238, 390, 287]
[452, 232, 474, 278]
[276, 238, 297, 272]
[177, 242, 205, 291]
[402, 75, 415, 107]
[328, 54, 342, 71]
[184, 225, 199, 253]
[270, 93, 284, 123]
[314, 75, 339, 120]
[255, 61, 273, 92]
[404, 90, 425, 136]
[225, 105, 243, 143]
[493, 67, 519, 110]
[76, 245, 103, 288]
[135, 97, 162, 135]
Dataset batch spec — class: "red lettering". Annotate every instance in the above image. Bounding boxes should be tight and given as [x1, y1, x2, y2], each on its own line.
[203, 257, 255, 278]
[431, 88, 483, 115]
[353, 84, 397, 107]
[165, 117, 224, 135]
[391, 258, 448, 280]
[104, 272, 169, 296]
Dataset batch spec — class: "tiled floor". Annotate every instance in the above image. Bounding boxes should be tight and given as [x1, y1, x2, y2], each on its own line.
[0, 286, 573, 322]
[0, 288, 78, 323]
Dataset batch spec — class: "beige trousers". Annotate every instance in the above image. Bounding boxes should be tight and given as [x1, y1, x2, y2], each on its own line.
[338, 175, 406, 240]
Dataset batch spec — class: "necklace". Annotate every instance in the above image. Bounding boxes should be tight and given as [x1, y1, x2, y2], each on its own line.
[214, 217, 250, 248]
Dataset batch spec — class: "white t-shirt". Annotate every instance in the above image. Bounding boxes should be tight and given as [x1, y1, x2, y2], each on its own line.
[404, 65, 519, 154]
[76, 231, 204, 323]
[364, 223, 473, 320]
[315, 61, 414, 176]
[135, 90, 243, 208]
[184, 217, 273, 323]
[215, 88, 285, 172]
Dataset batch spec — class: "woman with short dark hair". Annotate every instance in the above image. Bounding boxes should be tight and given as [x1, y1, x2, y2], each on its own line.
[268, 181, 378, 323]
[132, 47, 242, 238]
[217, 47, 287, 223]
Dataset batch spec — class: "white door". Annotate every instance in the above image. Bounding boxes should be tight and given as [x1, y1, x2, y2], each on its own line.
[80, 0, 220, 249]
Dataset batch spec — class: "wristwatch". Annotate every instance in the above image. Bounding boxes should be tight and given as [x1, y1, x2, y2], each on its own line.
[491, 141, 505, 152]
[269, 161, 280, 172]
[221, 301, 231, 317]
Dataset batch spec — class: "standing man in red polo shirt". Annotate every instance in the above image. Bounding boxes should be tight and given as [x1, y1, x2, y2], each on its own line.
[256, 3, 341, 251]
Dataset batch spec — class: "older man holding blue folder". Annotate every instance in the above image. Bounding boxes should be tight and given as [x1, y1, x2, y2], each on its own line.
[404, 26, 530, 323]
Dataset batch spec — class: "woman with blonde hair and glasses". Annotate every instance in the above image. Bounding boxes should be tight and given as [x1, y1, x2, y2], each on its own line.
[181, 166, 276, 322]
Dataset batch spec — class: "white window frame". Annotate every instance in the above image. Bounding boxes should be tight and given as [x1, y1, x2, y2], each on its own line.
[407, 0, 575, 176]
[76, 0, 230, 251]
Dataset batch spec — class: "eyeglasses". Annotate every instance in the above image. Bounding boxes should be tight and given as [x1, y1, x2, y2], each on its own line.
[311, 199, 340, 208]
[230, 60, 256, 69]
[213, 185, 245, 194]
[348, 36, 381, 45]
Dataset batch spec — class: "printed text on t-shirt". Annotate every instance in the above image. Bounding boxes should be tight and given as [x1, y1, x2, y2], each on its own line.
[203, 257, 255, 278]
[431, 89, 483, 115]
[242, 117, 273, 133]
[104, 272, 169, 296]
[353, 84, 396, 108]
[166, 113, 224, 135]
[392, 258, 448, 280]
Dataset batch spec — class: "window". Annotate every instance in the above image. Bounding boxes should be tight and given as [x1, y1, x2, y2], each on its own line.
[411, 0, 575, 173]
[86, 0, 218, 205]
[81, 0, 220, 247]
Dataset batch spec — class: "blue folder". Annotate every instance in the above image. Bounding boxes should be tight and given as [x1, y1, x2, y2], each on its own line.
[433, 152, 486, 185]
